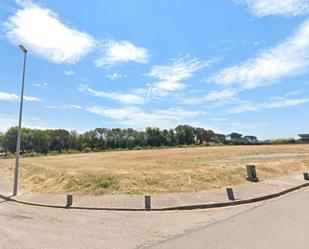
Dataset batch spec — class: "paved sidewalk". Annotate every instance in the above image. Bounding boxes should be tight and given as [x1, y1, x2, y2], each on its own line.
[0, 169, 12, 196]
[1, 168, 308, 209]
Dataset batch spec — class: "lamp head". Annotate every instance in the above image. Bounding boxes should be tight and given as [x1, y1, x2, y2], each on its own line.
[19, 45, 27, 53]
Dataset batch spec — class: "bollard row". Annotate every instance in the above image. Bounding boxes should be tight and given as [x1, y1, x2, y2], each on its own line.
[63, 171, 309, 208]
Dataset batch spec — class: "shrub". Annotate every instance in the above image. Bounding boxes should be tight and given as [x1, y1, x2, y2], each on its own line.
[268, 138, 296, 144]
[83, 147, 92, 153]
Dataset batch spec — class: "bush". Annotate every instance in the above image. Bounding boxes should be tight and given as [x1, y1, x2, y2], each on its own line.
[0, 153, 15, 159]
[64, 149, 80, 154]
[83, 147, 92, 153]
[49, 151, 60, 156]
[268, 138, 296, 144]
[134, 146, 143, 150]
[25, 152, 40, 157]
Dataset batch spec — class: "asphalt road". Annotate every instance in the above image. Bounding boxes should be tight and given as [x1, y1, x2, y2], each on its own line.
[1, 188, 308, 249]
[0, 197, 257, 249]
[149, 188, 309, 249]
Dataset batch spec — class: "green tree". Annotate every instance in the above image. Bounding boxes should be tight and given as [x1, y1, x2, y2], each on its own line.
[212, 133, 226, 144]
[48, 129, 70, 152]
[244, 135, 258, 145]
[227, 132, 243, 144]
[0, 132, 5, 153]
[175, 125, 195, 145]
[146, 127, 162, 147]
[3, 127, 18, 153]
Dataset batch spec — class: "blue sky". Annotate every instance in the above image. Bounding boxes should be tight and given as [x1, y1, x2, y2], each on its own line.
[1, 0, 309, 139]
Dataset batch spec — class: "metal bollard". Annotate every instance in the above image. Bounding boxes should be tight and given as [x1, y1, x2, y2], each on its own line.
[66, 194, 73, 208]
[246, 165, 259, 182]
[226, 188, 236, 201]
[145, 195, 151, 211]
[304, 173, 309, 181]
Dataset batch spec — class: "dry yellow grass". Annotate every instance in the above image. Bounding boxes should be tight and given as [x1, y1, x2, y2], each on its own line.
[1, 144, 309, 195]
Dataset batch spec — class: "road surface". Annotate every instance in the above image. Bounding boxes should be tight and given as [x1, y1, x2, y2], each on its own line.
[149, 188, 309, 249]
[0, 197, 257, 249]
[1, 188, 308, 249]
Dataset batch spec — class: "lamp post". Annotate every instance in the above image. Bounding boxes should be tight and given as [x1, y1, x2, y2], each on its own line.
[13, 45, 27, 196]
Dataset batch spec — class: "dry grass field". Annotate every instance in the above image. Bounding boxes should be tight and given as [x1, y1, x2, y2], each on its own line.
[1, 144, 309, 195]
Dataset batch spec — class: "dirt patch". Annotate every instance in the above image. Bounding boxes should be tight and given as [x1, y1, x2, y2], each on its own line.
[1, 144, 309, 194]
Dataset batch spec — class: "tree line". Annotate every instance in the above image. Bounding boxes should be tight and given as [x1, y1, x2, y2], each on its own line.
[0, 125, 260, 155]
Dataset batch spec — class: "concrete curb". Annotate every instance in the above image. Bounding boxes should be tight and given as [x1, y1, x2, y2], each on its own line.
[1, 182, 309, 211]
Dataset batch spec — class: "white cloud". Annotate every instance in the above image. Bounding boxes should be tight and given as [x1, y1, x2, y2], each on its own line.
[68, 104, 82, 109]
[95, 40, 149, 68]
[45, 104, 82, 110]
[0, 117, 17, 132]
[181, 97, 203, 105]
[0, 115, 73, 132]
[3, 1, 95, 64]
[285, 90, 304, 96]
[227, 97, 309, 113]
[63, 70, 75, 76]
[33, 82, 49, 89]
[83, 105, 206, 129]
[147, 56, 213, 96]
[0, 91, 41, 102]
[0, 91, 19, 101]
[153, 81, 186, 92]
[236, 0, 309, 17]
[204, 88, 238, 101]
[106, 72, 124, 80]
[77, 84, 145, 105]
[24, 96, 41, 101]
[180, 88, 238, 105]
[209, 20, 309, 90]
[148, 57, 203, 83]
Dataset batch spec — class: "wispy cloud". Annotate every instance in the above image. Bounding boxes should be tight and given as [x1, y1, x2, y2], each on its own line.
[285, 89, 304, 96]
[0, 91, 19, 101]
[106, 72, 125, 80]
[236, 0, 309, 17]
[95, 39, 149, 68]
[0, 91, 41, 102]
[208, 20, 309, 90]
[204, 88, 238, 101]
[147, 56, 213, 96]
[3, 1, 95, 64]
[33, 82, 49, 89]
[0, 116, 17, 132]
[24, 96, 41, 101]
[63, 70, 75, 76]
[0, 2, 15, 13]
[45, 103, 82, 110]
[0, 114, 73, 132]
[227, 96, 309, 113]
[77, 84, 145, 105]
[82, 105, 206, 129]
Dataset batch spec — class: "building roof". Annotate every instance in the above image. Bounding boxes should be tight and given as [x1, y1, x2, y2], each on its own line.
[298, 134, 309, 138]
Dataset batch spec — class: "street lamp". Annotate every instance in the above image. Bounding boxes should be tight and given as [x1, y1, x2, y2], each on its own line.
[13, 45, 27, 196]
